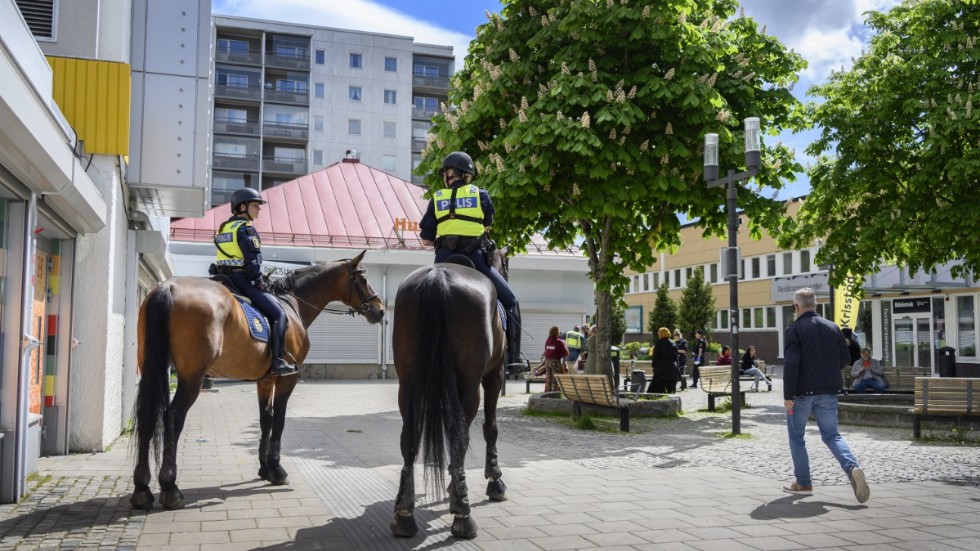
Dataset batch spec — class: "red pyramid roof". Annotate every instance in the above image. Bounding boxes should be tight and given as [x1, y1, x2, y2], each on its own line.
[169, 160, 429, 249]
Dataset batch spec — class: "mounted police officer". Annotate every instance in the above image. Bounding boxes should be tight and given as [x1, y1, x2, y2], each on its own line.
[214, 187, 298, 376]
[419, 151, 523, 370]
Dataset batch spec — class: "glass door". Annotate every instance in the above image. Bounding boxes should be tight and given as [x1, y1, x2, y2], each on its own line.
[893, 315, 933, 370]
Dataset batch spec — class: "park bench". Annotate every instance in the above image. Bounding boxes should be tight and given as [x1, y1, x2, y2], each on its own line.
[699, 366, 748, 412]
[842, 365, 931, 394]
[555, 374, 631, 432]
[620, 361, 653, 392]
[912, 377, 979, 438]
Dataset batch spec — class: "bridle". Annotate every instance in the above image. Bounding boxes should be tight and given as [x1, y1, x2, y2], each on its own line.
[272, 259, 379, 317]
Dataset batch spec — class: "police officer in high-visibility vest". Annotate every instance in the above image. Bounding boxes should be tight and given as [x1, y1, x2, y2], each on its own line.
[565, 325, 585, 369]
[419, 151, 522, 368]
[214, 187, 298, 376]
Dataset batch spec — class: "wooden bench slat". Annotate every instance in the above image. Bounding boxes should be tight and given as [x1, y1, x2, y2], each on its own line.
[912, 377, 977, 437]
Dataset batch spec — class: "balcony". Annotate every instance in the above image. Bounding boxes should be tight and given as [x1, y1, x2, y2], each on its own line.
[411, 138, 428, 152]
[215, 83, 262, 101]
[215, 49, 262, 66]
[263, 121, 309, 140]
[264, 88, 309, 105]
[266, 52, 310, 70]
[213, 153, 260, 171]
[412, 107, 440, 120]
[412, 74, 450, 91]
[263, 156, 307, 175]
[214, 118, 261, 135]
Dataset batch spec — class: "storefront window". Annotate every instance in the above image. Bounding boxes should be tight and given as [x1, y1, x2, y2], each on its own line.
[956, 295, 976, 357]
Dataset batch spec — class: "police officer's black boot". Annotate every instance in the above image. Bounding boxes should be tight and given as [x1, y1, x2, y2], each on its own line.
[505, 302, 524, 375]
[269, 313, 298, 377]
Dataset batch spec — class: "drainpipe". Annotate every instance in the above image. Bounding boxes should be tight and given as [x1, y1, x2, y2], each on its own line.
[380, 264, 389, 380]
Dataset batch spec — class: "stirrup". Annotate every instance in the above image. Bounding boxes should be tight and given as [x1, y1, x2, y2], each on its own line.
[270, 358, 299, 376]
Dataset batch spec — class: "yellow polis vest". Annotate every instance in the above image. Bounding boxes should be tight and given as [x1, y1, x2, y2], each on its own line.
[565, 331, 583, 349]
[214, 219, 247, 266]
[433, 185, 485, 237]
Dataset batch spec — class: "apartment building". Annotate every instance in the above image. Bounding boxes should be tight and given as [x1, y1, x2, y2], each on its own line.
[625, 198, 980, 379]
[210, 15, 453, 207]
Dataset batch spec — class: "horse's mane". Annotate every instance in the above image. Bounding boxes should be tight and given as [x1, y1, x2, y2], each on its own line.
[272, 263, 319, 296]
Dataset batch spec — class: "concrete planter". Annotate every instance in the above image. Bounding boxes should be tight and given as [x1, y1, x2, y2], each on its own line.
[527, 391, 681, 418]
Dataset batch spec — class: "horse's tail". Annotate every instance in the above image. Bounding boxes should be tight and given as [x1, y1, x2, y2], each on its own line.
[410, 268, 469, 493]
[133, 284, 173, 463]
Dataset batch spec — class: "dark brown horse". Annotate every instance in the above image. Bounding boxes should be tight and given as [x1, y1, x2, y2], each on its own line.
[130, 251, 384, 510]
[390, 256, 508, 539]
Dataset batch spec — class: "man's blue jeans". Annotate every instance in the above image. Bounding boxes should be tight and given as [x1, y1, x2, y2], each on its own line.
[786, 394, 860, 486]
[853, 378, 886, 393]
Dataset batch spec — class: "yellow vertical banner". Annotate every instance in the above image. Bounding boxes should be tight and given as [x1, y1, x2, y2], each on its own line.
[835, 274, 862, 329]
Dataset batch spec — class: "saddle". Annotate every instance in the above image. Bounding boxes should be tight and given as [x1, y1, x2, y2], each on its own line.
[209, 274, 270, 342]
[211, 273, 251, 304]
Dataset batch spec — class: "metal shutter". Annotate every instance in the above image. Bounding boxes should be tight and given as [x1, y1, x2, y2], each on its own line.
[304, 312, 380, 364]
[519, 312, 585, 361]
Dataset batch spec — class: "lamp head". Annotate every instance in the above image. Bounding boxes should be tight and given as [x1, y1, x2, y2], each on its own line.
[704, 133, 719, 181]
[744, 117, 761, 171]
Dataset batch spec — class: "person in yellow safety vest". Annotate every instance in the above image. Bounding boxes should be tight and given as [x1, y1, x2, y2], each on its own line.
[213, 187, 298, 376]
[564, 325, 585, 371]
[419, 151, 522, 370]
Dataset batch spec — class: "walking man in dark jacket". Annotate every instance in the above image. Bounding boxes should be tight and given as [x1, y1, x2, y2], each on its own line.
[783, 287, 870, 503]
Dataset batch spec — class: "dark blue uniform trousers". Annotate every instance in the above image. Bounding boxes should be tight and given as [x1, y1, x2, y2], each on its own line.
[435, 246, 516, 308]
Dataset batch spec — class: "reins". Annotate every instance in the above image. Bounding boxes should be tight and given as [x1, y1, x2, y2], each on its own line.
[272, 259, 378, 317]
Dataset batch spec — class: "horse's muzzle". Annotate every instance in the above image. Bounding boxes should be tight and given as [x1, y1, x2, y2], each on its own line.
[361, 302, 384, 324]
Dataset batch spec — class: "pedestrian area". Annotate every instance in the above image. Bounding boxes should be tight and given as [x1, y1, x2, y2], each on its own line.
[1, 378, 978, 550]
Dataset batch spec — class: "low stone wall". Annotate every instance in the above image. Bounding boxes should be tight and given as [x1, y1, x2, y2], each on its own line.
[838, 394, 914, 428]
[527, 391, 681, 417]
[300, 363, 396, 380]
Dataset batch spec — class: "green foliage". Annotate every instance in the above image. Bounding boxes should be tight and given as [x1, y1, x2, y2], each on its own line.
[573, 412, 599, 430]
[420, 0, 807, 381]
[678, 268, 716, 341]
[648, 282, 678, 338]
[610, 303, 627, 344]
[623, 341, 643, 359]
[779, 0, 980, 284]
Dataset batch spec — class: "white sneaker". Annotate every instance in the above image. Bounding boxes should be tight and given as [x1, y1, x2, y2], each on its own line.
[850, 467, 870, 503]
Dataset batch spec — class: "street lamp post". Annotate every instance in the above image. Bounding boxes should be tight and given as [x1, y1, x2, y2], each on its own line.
[704, 117, 762, 435]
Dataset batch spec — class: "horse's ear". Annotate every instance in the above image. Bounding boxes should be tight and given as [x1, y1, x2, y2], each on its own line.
[351, 249, 367, 267]
[500, 245, 510, 256]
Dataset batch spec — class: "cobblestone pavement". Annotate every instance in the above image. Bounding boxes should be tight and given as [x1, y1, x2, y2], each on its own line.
[0, 377, 977, 550]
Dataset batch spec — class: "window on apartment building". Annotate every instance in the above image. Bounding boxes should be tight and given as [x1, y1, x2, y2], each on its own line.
[958, 296, 977, 357]
[685, 267, 693, 281]
[800, 250, 811, 273]
[315, 49, 325, 64]
[739, 259, 745, 281]
[767, 306, 776, 328]
[414, 96, 440, 112]
[752, 257, 760, 279]
[743, 308, 752, 329]
[383, 121, 397, 138]
[382, 154, 397, 172]
[652, 272, 660, 288]
[414, 64, 439, 77]
[217, 72, 249, 88]
[642, 274, 650, 291]
[217, 38, 249, 55]
[348, 119, 361, 135]
[709, 263, 718, 283]
[783, 252, 793, 275]
[313, 149, 323, 166]
[766, 255, 776, 278]
[754, 308, 764, 328]
[385, 57, 398, 71]
[215, 107, 248, 123]
[16, 0, 56, 40]
[313, 115, 324, 132]
[314, 83, 324, 98]
[384, 89, 397, 104]
[674, 269, 681, 288]
[718, 310, 729, 330]
[349, 52, 362, 68]
[349, 86, 362, 101]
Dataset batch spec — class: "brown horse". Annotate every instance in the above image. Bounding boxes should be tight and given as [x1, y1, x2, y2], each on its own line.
[130, 250, 384, 510]
[390, 255, 508, 539]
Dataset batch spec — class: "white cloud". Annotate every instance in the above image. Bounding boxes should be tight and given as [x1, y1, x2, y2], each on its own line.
[213, 0, 474, 69]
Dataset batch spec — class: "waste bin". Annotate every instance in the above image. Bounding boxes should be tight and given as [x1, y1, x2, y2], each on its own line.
[938, 347, 956, 377]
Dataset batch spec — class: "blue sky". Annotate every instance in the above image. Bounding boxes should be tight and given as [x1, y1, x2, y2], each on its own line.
[213, 0, 902, 199]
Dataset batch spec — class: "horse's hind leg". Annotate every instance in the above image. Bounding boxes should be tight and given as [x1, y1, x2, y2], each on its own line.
[158, 377, 203, 509]
[482, 365, 507, 501]
[448, 436, 477, 539]
[131, 422, 155, 509]
[257, 381, 293, 485]
[390, 407, 419, 538]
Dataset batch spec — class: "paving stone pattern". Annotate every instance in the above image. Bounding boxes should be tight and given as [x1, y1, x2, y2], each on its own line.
[0, 378, 977, 550]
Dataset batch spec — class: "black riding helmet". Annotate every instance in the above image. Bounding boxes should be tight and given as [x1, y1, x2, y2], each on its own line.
[439, 151, 475, 175]
[230, 187, 266, 214]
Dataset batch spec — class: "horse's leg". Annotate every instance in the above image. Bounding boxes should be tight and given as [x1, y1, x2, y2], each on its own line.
[258, 380, 295, 485]
[131, 418, 155, 509]
[256, 382, 273, 481]
[158, 376, 203, 510]
[448, 381, 480, 539]
[390, 401, 419, 538]
[481, 364, 507, 501]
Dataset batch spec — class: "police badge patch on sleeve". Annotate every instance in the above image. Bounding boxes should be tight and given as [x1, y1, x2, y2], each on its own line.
[251, 237, 261, 249]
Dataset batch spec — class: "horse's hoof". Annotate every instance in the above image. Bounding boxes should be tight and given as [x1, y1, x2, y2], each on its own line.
[450, 515, 478, 539]
[266, 465, 289, 486]
[159, 487, 185, 510]
[390, 513, 418, 537]
[485, 465, 502, 480]
[486, 478, 507, 501]
[258, 466, 269, 481]
[129, 487, 155, 510]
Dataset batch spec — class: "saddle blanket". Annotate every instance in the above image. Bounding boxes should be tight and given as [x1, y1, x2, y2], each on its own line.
[236, 297, 270, 342]
[498, 301, 507, 331]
